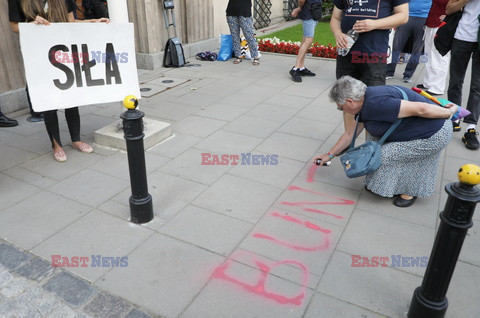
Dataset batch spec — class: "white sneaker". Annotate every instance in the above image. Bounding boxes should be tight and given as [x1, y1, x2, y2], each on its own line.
[385, 76, 394, 80]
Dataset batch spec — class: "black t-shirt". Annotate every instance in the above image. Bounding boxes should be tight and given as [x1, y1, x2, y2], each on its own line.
[333, 0, 409, 54]
[8, 0, 76, 22]
[360, 86, 444, 142]
[226, 0, 252, 17]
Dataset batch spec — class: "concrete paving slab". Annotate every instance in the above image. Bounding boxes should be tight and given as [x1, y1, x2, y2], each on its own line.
[159, 205, 252, 256]
[31, 211, 153, 282]
[97, 234, 224, 318]
[336, 209, 435, 276]
[2, 166, 57, 189]
[19, 149, 106, 181]
[247, 103, 299, 124]
[447, 260, 480, 317]
[112, 171, 208, 220]
[273, 176, 359, 227]
[159, 148, 232, 185]
[89, 151, 170, 181]
[0, 145, 38, 172]
[0, 192, 91, 250]
[216, 90, 267, 109]
[256, 132, 323, 163]
[443, 155, 480, 183]
[239, 207, 342, 277]
[194, 103, 249, 122]
[278, 117, 338, 140]
[147, 133, 202, 159]
[140, 102, 199, 122]
[47, 169, 130, 208]
[303, 292, 388, 318]
[228, 153, 305, 189]
[224, 115, 284, 139]
[0, 174, 40, 213]
[228, 249, 322, 290]
[181, 259, 314, 318]
[6, 132, 52, 156]
[318, 250, 418, 317]
[192, 174, 283, 224]
[193, 130, 263, 155]
[171, 115, 227, 138]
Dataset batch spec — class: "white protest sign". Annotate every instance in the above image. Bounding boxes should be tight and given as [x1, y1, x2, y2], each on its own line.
[19, 23, 140, 112]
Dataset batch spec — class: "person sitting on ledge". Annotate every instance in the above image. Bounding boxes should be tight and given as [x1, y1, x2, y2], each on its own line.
[314, 76, 455, 207]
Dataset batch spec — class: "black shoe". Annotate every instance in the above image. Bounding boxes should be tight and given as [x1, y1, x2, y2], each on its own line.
[416, 84, 428, 90]
[462, 129, 479, 149]
[393, 196, 417, 207]
[289, 68, 302, 82]
[426, 90, 442, 96]
[0, 114, 19, 127]
[452, 121, 461, 132]
[299, 68, 316, 76]
[26, 113, 44, 123]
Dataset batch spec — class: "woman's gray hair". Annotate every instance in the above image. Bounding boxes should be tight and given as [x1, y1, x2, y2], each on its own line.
[329, 76, 367, 105]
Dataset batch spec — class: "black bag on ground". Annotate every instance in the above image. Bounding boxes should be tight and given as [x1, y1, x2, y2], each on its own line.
[306, 0, 323, 21]
[163, 38, 186, 67]
[434, 9, 463, 56]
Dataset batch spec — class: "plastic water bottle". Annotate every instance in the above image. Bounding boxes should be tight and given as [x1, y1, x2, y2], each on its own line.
[337, 29, 359, 56]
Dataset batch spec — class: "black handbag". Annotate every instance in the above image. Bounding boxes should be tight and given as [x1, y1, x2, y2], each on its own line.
[434, 9, 463, 56]
[306, 0, 323, 21]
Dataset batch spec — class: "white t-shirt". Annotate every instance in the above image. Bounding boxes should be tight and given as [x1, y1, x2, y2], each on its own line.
[455, 0, 480, 42]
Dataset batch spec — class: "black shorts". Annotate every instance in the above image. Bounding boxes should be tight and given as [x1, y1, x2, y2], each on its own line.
[336, 53, 387, 87]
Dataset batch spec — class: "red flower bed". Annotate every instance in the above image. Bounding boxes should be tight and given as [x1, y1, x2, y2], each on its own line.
[258, 38, 337, 59]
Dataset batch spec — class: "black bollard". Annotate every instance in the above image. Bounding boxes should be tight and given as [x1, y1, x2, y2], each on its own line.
[408, 164, 480, 318]
[120, 95, 154, 224]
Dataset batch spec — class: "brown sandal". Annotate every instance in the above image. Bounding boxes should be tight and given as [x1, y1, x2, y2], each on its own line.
[252, 58, 260, 66]
[233, 58, 242, 64]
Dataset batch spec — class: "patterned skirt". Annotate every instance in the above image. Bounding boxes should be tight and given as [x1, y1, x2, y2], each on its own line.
[365, 120, 452, 198]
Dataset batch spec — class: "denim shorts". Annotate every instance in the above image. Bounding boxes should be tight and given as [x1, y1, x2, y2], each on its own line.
[302, 19, 318, 38]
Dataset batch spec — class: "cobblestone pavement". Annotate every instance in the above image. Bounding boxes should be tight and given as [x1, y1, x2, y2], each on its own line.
[0, 241, 157, 318]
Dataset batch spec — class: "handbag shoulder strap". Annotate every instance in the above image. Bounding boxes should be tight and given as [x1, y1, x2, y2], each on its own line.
[377, 86, 406, 145]
[348, 86, 406, 148]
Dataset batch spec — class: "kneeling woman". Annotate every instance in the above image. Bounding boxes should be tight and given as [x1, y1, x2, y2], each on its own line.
[314, 76, 455, 207]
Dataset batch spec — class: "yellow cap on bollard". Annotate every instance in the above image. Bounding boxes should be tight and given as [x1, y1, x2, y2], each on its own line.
[123, 95, 138, 110]
[457, 164, 480, 186]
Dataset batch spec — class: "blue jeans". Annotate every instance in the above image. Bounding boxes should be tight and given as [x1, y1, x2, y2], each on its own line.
[302, 19, 317, 38]
[448, 39, 480, 125]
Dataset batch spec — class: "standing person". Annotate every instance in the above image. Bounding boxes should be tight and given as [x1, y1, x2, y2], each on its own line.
[8, 0, 109, 162]
[386, 0, 433, 83]
[417, 0, 450, 97]
[447, 0, 480, 150]
[314, 76, 455, 207]
[330, 0, 409, 87]
[226, 0, 260, 66]
[0, 108, 18, 127]
[289, 0, 322, 83]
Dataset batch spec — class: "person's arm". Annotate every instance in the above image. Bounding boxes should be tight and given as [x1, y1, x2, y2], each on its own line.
[71, 11, 109, 23]
[314, 112, 364, 165]
[446, 0, 468, 15]
[10, 15, 51, 33]
[397, 101, 458, 119]
[292, 0, 306, 18]
[353, 3, 409, 33]
[330, 5, 349, 48]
